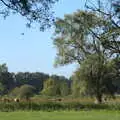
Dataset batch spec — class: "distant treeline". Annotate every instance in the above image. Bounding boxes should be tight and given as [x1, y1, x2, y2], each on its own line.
[0, 64, 71, 97]
[0, 63, 119, 100]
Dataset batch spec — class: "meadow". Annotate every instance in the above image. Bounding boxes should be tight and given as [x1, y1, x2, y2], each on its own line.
[0, 97, 120, 120]
[0, 111, 120, 120]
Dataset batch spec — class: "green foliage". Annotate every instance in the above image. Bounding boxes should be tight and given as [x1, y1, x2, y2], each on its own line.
[10, 87, 20, 97]
[53, 10, 101, 66]
[1, 101, 120, 111]
[41, 78, 58, 96]
[19, 84, 36, 100]
[0, 64, 15, 95]
[0, 0, 58, 30]
[10, 85, 36, 100]
[0, 82, 5, 95]
[41, 78, 69, 96]
[85, 0, 120, 55]
[60, 82, 69, 96]
[15, 72, 49, 93]
[73, 54, 117, 103]
[71, 73, 87, 97]
[0, 64, 8, 73]
[0, 64, 70, 97]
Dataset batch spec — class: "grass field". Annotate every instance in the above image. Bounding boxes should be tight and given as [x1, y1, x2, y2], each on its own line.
[0, 111, 120, 120]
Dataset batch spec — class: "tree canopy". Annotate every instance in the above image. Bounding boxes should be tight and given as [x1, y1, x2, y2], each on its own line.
[41, 76, 69, 96]
[53, 10, 107, 66]
[85, 0, 120, 55]
[0, 0, 58, 30]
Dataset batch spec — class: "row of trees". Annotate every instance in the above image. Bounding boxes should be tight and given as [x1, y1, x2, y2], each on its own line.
[0, 64, 71, 98]
[0, 61, 119, 102]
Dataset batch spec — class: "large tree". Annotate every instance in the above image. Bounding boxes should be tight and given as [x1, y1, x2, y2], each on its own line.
[75, 54, 117, 103]
[0, 0, 58, 30]
[53, 10, 119, 103]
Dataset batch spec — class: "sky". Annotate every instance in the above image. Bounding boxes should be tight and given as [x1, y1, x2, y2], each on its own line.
[0, 0, 85, 78]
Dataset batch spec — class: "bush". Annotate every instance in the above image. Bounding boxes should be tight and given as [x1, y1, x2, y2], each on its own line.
[10, 85, 36, 100]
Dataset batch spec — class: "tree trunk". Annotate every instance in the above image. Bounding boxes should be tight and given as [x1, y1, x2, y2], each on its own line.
[95, 94, 102, 104]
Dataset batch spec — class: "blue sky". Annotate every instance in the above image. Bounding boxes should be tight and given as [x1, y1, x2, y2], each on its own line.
[0, 0, 85, 78]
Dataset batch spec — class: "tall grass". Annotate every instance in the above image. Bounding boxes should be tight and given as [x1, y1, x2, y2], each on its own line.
[0, 101, 120, 112]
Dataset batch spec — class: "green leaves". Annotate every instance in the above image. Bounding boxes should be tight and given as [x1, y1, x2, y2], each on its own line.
[0, 0, 58, 30]
[85, 0, 120, 55]
[41, 77, 69, 96]
[11, 84, 36, 99]
[53, 10, 105, 67]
